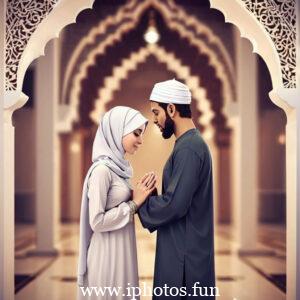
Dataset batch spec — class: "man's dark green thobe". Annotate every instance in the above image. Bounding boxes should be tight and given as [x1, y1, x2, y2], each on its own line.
[138, 128, 215, 299]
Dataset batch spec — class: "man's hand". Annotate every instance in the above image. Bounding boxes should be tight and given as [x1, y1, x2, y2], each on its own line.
[133, 172, 157, 208]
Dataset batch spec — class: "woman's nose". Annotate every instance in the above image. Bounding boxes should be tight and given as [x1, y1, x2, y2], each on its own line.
[137, 136, 143, 144]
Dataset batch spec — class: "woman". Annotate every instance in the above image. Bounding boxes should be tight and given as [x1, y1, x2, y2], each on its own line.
[77, 106, 156, 300]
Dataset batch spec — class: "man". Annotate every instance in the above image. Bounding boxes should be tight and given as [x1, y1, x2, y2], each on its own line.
[135, 79, 216, 299]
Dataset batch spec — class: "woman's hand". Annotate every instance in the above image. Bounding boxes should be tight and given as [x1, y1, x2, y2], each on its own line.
[133, 172, 157, 208]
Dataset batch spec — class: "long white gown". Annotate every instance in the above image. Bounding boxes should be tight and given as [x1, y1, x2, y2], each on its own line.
[77, 164, 139, 300]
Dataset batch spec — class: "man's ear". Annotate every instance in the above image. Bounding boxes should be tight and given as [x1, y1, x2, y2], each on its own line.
[167, 103, 176, 118]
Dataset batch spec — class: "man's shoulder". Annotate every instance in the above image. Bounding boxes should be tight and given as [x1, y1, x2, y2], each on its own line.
[177, 131, 210, 157]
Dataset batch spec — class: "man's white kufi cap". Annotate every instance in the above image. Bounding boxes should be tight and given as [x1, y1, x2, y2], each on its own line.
[149, 79, 191, 104]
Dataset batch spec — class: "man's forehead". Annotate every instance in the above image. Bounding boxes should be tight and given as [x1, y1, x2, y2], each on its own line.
[150, 101, 161, 110]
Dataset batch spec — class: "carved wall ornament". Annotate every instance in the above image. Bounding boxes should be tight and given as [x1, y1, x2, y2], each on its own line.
[5, 0, 296, 91]
[6, 0, 59, 90]
[242, 0, 296, 88]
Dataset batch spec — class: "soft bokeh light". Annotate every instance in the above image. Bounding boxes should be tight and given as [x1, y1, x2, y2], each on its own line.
[70, 141, 81, 153]
[278, 133, 285, 145]
[144, 25, 160, 44]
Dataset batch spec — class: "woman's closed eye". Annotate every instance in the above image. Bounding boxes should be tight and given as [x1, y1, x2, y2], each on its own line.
[133, 129, 142, 137]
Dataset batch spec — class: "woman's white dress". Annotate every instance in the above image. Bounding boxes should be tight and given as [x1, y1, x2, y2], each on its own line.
[77, 164, 139, 300]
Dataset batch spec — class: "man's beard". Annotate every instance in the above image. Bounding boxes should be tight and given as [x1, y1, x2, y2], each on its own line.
[162, 114, 175, 139]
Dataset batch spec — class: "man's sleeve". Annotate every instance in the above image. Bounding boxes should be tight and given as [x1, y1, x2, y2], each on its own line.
[138, 147, 202, 232]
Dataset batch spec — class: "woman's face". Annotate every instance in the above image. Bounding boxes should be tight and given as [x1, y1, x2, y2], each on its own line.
[122, 124, 145, 155]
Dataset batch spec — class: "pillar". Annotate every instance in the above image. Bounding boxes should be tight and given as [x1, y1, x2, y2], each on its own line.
[285, 106, 300, 300]
[267, 90, 298, 300]
[0, 1, 15, 298]
[0, 1, 7, 297]
[68, 131, 83, 221]
[216, 130, 232, 223]
[33, 39, 60, 255]
[1, 1, 95, 298]
[205, 136, 219, 225]
[233, 29, 259, 252]
[270, 4, 300, 295]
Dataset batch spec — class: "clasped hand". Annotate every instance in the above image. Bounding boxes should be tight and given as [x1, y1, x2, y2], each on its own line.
[133, 172, 157, 208]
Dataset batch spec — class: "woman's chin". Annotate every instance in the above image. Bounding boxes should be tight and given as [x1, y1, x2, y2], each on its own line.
[127, 149, 137, 155]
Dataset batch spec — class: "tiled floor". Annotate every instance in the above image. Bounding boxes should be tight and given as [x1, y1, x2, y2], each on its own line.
[15, 221, 286, 300]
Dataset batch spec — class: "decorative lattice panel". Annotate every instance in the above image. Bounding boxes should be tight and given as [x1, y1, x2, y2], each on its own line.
[5, 0, 59, 90]
[243, 0, 296, 88]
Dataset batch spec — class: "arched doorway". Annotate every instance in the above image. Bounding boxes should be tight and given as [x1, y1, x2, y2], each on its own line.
[1, 1, 298, 299]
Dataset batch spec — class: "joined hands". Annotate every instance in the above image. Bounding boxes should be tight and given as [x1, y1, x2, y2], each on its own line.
[133, 172, 157, 208]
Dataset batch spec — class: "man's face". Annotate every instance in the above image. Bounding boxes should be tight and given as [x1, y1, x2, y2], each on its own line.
[150, 101, 175, 139]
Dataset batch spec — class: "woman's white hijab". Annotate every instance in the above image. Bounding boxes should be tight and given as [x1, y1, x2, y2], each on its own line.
[77, 106, 148, 286]
[92, 106, 148, 179]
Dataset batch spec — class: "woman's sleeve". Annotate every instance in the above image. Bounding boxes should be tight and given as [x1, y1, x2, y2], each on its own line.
[88, 165, 131, 233]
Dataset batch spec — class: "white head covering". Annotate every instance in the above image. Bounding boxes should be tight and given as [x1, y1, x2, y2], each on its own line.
[149, 78, 191, 104]
[77, 106, 147, 286]
[92, 106, 148, 179]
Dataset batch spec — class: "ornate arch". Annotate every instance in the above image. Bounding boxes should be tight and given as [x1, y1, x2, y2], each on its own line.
[89, 44, 215, 140]
[61, 0, 235, 108]
[209, 0, 296, 112]
[242, 0, 296, 88]
[3, 2, 298, 299]
[5, 0, 59, 91]
[63, 4, 234, 129]
[5, 0, 294, 112]
[4, 0, 95, 113]
[5, 0, 94, 92]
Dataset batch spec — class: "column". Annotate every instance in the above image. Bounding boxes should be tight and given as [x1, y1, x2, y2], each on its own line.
[268, 90, 299, 300]
[0, 1, 7, 297]
[68, 131, 84, 221]
[205, 136, 219, 225]
[33, 39, 60, 255]
[286, 107, 300, 300]
[273, 4, 300, 296]
[0, 1, 14, 299]
[216, 130, 232, 223]
[233, 29, 259, 253]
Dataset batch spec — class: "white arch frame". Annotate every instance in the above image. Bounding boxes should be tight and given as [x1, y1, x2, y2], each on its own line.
[209, 0, 291, 112]
[4, 0, 94, 117]
[3, 1, 299, 299]
[5, 0, 289, 113]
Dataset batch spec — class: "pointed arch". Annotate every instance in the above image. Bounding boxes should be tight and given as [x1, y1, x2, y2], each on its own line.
[89, 44, 215, 140]
[64, 3, 234, 129]
[61, 0, 235, 116]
